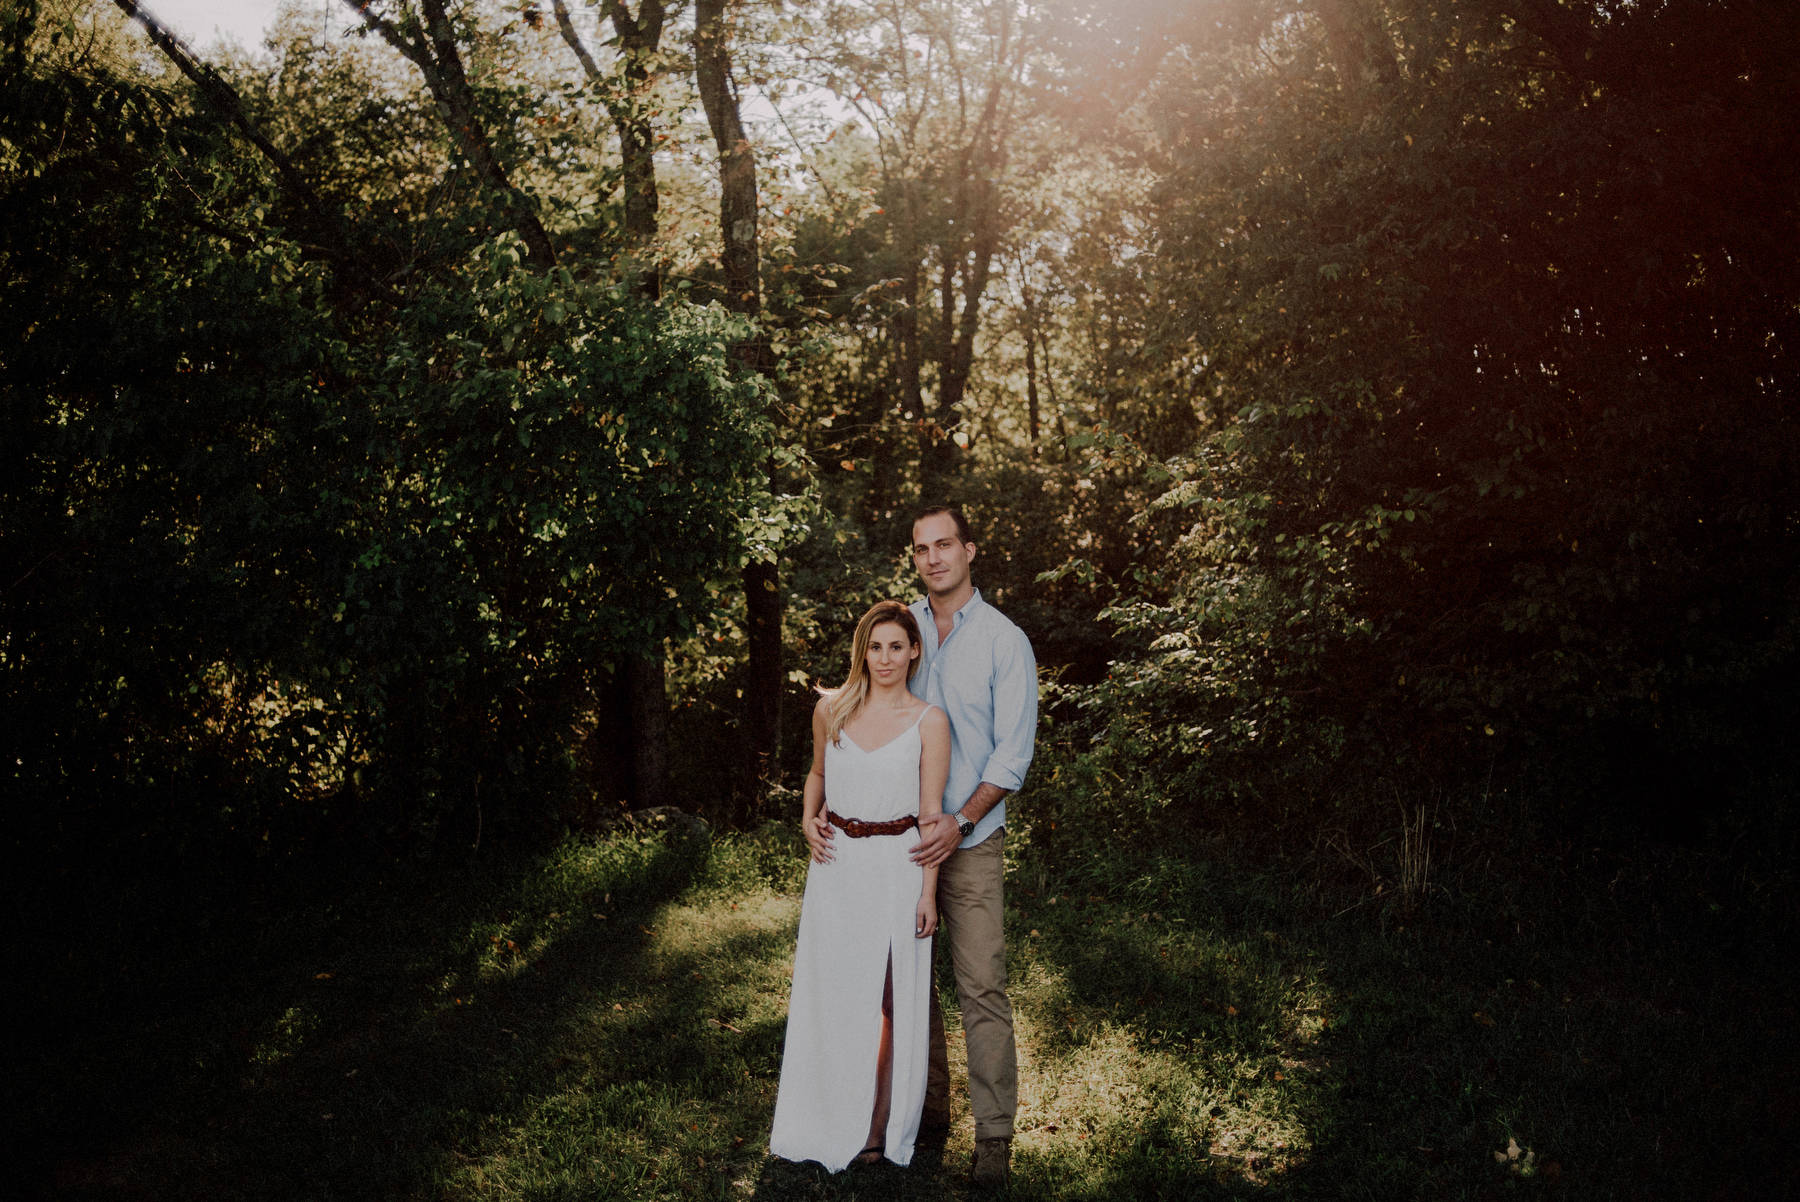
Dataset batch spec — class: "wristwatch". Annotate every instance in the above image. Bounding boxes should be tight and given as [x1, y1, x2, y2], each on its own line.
[955, 813, 975, 840]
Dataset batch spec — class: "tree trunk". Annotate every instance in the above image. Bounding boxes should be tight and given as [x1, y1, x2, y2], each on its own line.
[609, 1, 669, 805]
[896, 181, 926, 497]
[741, 554, 782, 791]
[608, 0, 667, 297]
[919, 63, 1007, 500]
[552, 2, 671, 809]
[627, 657, 670, 811]
[693, 0, 782, 805]
[1023, 296, 1041, 456]
[694, 0, 759, 317]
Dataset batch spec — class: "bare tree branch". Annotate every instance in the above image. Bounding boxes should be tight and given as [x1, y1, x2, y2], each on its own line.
[342, 0, 558, 270]
[112, 0, 402, 304]
[551, 0, 600, 80]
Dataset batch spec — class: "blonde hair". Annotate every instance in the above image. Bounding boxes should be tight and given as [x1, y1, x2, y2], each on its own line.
[820, 601, 922, 746]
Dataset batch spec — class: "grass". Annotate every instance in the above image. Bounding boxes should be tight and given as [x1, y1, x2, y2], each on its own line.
[23, 798, 1799, 1200]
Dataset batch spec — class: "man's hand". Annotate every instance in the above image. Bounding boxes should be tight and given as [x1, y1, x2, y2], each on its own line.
[803, 811, 836, 863]
[908, 812, 962, 869]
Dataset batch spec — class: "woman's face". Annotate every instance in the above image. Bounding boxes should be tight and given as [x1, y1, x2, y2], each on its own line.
[865, 620, 920, 688]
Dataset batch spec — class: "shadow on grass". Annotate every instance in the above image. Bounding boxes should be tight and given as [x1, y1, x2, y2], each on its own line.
[1000, 829, 1800, 1202]
[28, 820, 1800, 1202]
[32, 831, 733, 1200]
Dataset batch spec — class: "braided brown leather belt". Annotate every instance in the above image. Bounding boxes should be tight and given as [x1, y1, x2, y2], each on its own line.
[826, 809, 919, 838]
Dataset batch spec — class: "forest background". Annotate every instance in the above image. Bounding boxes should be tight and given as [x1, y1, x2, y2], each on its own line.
[5, 0, 1798, 1198]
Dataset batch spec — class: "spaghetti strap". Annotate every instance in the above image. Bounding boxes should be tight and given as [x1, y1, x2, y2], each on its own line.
[841, 704, 938, 756]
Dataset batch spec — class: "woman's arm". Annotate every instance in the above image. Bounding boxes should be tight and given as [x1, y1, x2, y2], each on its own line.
[916, 706, 950, 936]
[918, 706, 949, 824]
[802, 698, 835, 863]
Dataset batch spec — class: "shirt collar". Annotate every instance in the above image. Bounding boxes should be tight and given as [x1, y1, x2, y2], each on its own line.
[920, 587, 984, 628]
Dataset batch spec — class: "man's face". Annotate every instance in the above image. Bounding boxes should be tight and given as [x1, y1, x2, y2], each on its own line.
[912, 513, 976, 598]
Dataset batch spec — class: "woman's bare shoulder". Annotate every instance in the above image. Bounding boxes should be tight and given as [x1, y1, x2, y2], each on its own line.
[919, 704, 950, 734]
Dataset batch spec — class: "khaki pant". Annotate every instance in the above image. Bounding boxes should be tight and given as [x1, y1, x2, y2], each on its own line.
[926, 829, 1017, 1141]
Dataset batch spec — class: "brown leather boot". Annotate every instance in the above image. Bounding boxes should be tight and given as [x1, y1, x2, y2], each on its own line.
[971, 1137, 1011, 1186]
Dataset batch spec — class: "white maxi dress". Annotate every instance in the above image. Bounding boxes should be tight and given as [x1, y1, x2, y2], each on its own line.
[768, 707, 937, 1170]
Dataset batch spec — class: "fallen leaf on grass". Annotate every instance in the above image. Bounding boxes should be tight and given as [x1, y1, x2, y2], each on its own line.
[709, 1018, 744, 1034]
[314, 972, 334, 979]
[1274, 1072, 1284, 1081]
[1474, 1012, 1496, 1026]
[613, 1003, 624, 1011]
[1227, 1006, 1238, 1016]
[733, 1136, 745, 1148]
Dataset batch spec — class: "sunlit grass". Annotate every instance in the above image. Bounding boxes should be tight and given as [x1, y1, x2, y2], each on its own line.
[1003, 873, 1322, 1197]
[28, 814, 1796, 1200]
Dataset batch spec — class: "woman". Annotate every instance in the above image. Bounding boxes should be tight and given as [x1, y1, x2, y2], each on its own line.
[768, 600, 951, 1171]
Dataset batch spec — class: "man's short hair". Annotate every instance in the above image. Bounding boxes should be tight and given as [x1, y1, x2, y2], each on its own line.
[913, 505, 974, 547]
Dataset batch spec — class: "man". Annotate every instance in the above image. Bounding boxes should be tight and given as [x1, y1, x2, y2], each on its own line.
[904, 504, 1038, 1186]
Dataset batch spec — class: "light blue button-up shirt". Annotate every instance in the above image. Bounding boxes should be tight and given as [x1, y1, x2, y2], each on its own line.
[908, 589, 1038, 849]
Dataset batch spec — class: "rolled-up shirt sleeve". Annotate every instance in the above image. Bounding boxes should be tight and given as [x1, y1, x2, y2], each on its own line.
[980, 626, 1038, 791]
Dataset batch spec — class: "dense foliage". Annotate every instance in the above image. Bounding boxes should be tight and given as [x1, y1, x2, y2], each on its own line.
[1, 8, 784, 884]
[4, 0, 1798, 880]
[1040, 0, 1800, 846]
[7, 5, 1798, 1195]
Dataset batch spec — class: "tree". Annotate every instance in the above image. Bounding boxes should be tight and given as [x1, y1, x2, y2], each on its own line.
[344, 0, 559, 267]
[1, 0, 783, 880]
[689, 0, 788, 799]
[1062, 0, 1800, 825]
[795, 0, 1037, 502]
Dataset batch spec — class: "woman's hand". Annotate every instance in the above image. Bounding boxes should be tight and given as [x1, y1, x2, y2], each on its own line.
[803, 811, 836, 864]
[915, 892, 938, 938]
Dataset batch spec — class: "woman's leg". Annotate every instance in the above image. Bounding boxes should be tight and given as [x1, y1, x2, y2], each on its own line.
[858, 950, 895, 1163]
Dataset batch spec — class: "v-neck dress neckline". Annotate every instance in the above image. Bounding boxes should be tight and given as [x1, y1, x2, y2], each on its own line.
[838, 704, 930, 755]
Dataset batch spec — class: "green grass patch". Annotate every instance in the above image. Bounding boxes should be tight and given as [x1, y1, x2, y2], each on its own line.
[25, 812, 1797, 1200]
